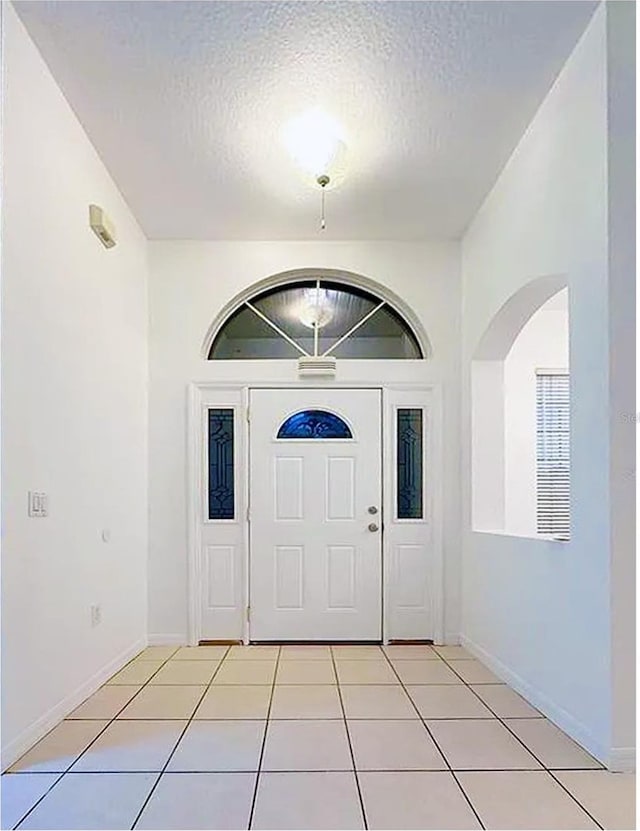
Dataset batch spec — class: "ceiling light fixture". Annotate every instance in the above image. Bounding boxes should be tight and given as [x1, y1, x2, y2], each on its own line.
[283, 107, 347, 231]
[297, 285, 334, 330]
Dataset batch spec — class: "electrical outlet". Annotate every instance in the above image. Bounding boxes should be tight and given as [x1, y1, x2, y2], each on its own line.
[90, 605, 102, 627]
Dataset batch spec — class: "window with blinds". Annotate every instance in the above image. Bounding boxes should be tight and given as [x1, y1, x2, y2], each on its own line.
[536, 372, 570, 539]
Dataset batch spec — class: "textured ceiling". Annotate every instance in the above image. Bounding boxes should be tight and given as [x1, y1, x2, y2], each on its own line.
[15, 1, 597, 240]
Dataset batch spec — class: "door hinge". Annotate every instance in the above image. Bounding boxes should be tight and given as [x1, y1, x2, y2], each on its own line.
[246, 506, 250, 522]
[245, 407, 250, 422]
[246, 605, 251, 621]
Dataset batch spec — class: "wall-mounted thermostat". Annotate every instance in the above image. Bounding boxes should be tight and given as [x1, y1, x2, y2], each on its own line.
[89, 204, 116, 248]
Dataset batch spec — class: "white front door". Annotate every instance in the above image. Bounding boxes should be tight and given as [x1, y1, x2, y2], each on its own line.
[249, 388, 382, 641]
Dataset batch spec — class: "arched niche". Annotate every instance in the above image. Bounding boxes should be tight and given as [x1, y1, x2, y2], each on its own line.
[471, 275, 570, 539]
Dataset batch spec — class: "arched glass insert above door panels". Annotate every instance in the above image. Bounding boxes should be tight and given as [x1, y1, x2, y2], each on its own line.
[208, 280, 424, 360]
[277, 410, 353, 439]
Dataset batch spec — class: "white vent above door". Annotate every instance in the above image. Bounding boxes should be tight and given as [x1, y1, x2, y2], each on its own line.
[298, 356, 337, 377]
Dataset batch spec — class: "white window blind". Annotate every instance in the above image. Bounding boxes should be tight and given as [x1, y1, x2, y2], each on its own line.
[536, 372, 570, 539]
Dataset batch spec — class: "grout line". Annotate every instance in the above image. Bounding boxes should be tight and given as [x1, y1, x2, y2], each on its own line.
[247, 645, 281, 830]
[10, 646, 185, 830]
[435, 652, 605, 831]
[330, 646, 369, 831]
[129, 645, 231, 829]
[378, 647, 487, 830]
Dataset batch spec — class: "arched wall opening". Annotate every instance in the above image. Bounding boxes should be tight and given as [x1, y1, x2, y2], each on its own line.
[471, 275, 570, 538]
[200, 268, 433, 361]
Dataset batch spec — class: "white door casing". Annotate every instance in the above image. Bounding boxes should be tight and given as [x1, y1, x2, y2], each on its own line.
[249, 388, 382, 641]
[188, 374, 443, 645]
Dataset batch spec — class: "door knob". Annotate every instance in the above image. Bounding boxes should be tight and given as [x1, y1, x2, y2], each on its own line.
[368, 523, 379, 532]
[368, 506, 378, 514]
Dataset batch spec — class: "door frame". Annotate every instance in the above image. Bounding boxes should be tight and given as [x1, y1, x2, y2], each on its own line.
[187, 375, 444, 645]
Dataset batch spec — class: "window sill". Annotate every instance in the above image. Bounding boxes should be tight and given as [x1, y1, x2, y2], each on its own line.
[472, 528, 570, 544]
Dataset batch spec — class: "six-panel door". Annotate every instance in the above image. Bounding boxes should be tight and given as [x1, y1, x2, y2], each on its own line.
[249, 388, 382, 641]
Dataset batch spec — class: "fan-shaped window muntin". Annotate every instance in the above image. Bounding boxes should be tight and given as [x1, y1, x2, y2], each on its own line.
[208, 279, 423, 360]
[277, 409, 353, 440]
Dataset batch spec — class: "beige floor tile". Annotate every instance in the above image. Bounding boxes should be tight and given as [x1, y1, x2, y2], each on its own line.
[107, 661, 163, 685]
[341, 685, 418, 719]
[383, 645, 441, 660]
[505, 719, 603, 769]
[10, 721, 108, 773]
[212, 660, 276, 685]
[434, 645, 473, 659]
[348, 720, 447, 771]
[262, 720, 353, 771]
[407, 685, 495, 719]
[16, 772, 157, 830]
[136, 646, 179, 661]
[194, 685, 272, 719]
[470, 684, 543, 718]
[394, 660, 462, 685]
[360, 771, 482, 830]
[149, 660, 219, 685]
[471, 684, 544, 718]
[135, 772, 256, 830]
[270, 685, 343, 719]
[428, 719, 542, 770]
[1, 773, 59, 829]
[449, 659, 502, 684]
[280, 645, 332, 660]
[335, 660, 398, 685]
[458, 771, 599, 829]
[331, 645, 385, 660]
[276, 660, 336, 685]
[70, 720, 185, 772]
[68, 686, 141, 719]
[171, 646, 229, 661]
[252, 771, 364, 829]
[226, 645, 280, 660]
[167, 720, 265, 772]
[554, 770, 636, 830]
[117, 685, 205, 719]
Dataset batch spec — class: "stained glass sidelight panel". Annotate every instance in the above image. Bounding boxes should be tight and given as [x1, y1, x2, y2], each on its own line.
[208, 409, 235, 519]
[397, 408, 423, 519]
[277, 410, 353, 439]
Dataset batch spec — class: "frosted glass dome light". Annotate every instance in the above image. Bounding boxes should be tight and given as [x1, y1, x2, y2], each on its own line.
[297, 287, 334, 329]
[283, 108, 347, 181]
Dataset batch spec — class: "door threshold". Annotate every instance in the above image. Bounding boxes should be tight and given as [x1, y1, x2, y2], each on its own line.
[249, 640, 383, 645]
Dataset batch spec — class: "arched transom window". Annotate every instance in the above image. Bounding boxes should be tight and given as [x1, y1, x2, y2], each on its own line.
[208, 280, 424, 360]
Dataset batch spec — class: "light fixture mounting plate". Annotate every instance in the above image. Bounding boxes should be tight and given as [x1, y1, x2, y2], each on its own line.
[317, 174, 330, 188]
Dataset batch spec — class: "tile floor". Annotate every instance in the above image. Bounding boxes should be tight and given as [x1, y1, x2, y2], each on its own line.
[1, 644, 635, 830]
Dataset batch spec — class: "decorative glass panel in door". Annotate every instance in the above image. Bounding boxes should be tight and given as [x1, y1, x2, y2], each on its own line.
[208, 409, 235, 519]
[397, 408, 423, 519]
[277, 410, 353, 439]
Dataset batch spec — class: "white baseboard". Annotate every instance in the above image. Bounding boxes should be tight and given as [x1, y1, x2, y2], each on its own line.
[147, 634, 186, 646]
[608, 746, 636, 773]
[1, 636, 146, 771]
[443, 632, 462, 646]
[460, 634, 611, 767]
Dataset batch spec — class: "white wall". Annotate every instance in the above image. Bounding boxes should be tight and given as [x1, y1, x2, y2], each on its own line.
[1, 4, 149, 767]
[504, 304, 569, 536]
[605, 0, 636, 769]
[147, 241, 461, 643]
[461, 3, 634, 768]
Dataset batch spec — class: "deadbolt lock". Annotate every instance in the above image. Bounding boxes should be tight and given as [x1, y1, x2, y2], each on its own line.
[368, 506, 378, 514]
